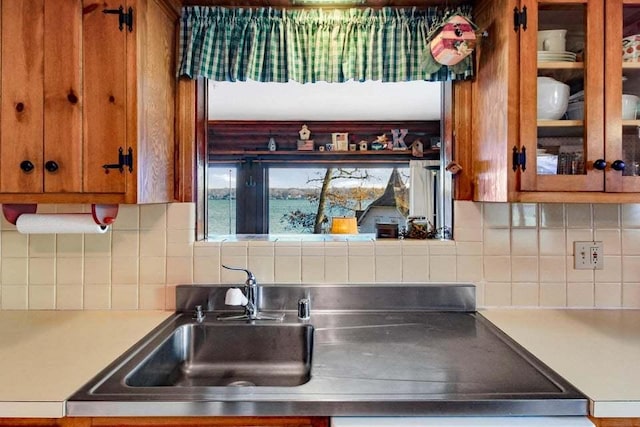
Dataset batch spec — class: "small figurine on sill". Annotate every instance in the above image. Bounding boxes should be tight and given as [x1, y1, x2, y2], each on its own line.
[411, 139, 424, 157]
[268, 137, 277, 151]
[391, 129, 409, 150]
[297, 140, 314, 151]
[372, 134, 389, 150]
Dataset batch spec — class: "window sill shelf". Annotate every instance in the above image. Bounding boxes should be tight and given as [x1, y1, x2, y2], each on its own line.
[196, 234, 454, 244]
[208, 150, 438, 163]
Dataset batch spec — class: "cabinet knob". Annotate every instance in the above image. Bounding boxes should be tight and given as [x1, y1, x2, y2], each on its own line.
[45, 161, 59, 173]
[612, 160, 626, 171]
[593, 159, 607, 170]
[20, 160, 34, 173]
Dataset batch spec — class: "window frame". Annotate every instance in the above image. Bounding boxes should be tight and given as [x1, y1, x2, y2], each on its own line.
[181, 80, 464, 241]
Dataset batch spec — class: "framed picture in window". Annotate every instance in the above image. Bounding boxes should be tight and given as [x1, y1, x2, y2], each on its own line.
[332, 133, 349, 151]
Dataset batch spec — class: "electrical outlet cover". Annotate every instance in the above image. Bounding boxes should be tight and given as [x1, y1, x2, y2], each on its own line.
[574, 241, 604, 270]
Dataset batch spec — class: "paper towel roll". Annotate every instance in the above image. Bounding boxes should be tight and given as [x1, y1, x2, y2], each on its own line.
[16, 214, 109, 234]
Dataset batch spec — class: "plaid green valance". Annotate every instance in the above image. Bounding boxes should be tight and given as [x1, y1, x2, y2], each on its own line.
[179, 6, 473, 83]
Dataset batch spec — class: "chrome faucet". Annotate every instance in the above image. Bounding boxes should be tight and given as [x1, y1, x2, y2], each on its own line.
[193, 305, 206, 323]
[218, 265, 283, 321]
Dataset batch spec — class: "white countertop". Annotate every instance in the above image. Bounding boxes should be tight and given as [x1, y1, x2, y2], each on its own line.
[482, 309, 640, 418]
[0, 310, 172, 418]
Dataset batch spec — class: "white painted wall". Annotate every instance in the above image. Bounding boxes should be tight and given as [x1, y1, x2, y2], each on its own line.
[208, 80, 442, 120]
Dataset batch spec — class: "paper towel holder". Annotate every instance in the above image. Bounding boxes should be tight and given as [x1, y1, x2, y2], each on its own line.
[2, 203, 119, 226]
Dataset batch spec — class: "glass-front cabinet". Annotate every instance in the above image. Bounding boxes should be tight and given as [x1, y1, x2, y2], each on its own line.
[520, 0, 640, 194]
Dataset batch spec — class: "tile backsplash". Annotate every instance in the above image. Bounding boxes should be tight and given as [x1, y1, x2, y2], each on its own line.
[1, 201, 640, 310]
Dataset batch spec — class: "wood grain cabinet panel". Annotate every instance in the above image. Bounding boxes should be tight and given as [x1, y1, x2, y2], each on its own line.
[0, 0, 177, 204]
[129, 0, 177, 204]
[82, 0, 128, 195]
[0, 0, 45, 194]
[470, 0, 640, 203]
[44, 0, 83, 194]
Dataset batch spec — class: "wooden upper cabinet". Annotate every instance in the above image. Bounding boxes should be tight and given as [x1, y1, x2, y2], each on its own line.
[0, 0, 177, 203]
[471, 0, 640, 202]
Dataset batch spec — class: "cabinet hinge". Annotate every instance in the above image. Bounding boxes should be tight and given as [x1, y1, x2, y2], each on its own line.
[512, 146, 527, 172]
[102, 147, 134, 174]
[513, 6, 528, 32]
[103, 6, 133, 32]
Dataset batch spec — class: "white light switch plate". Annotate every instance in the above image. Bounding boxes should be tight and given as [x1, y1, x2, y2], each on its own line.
[574, 241, 604, 270]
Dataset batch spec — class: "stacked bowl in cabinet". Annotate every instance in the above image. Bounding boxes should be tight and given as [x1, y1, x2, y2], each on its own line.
[537, 77, 570, 120]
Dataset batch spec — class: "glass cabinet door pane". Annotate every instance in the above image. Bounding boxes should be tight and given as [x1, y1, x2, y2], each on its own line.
[621, 4, 640, 178]
[536, 4, 586, 176]
[521, 0, 604, 193]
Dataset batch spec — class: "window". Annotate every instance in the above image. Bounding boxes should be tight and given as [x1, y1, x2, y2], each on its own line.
[204, 80, 451, 238]
[269, 167, 409, 234]
[208, 166, 237, 235]
[208, 165, 416, 235]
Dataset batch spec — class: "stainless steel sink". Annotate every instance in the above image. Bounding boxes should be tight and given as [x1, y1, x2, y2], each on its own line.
[68, 285, 588, 418]
[126, 322, 313, 387]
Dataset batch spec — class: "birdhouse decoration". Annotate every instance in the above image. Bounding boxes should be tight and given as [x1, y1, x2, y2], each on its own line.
[428, 14, 477, 67]
[268, 137, 277, 151]
[299, 125, 311, 140]
[297, 124, 314, 151]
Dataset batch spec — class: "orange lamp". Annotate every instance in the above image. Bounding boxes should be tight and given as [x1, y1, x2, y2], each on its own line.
[330, 217, 358, 234]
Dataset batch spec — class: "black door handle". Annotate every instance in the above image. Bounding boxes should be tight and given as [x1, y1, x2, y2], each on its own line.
[593, 159, 607, 170]
[612, 160, 626, 171]
[20, 160, 34, 173]
[45, 161, 59, 172]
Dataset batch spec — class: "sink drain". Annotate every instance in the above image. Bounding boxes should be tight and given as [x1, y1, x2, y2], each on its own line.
[226, 380, 255, 387]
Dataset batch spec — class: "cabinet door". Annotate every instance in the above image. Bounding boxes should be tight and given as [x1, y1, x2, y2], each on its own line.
[471, 0, 521, 202]
[82, 0, 127, 194]
[604, 0, 640, 192]
[44, 0, 83, 193]
[0, 1, 84, 195]
[519, 0, 605, 192]
[0, 0, 44, 193]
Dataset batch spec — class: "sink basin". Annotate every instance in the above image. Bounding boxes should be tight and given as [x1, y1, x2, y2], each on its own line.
[126, 323, 314, 387]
